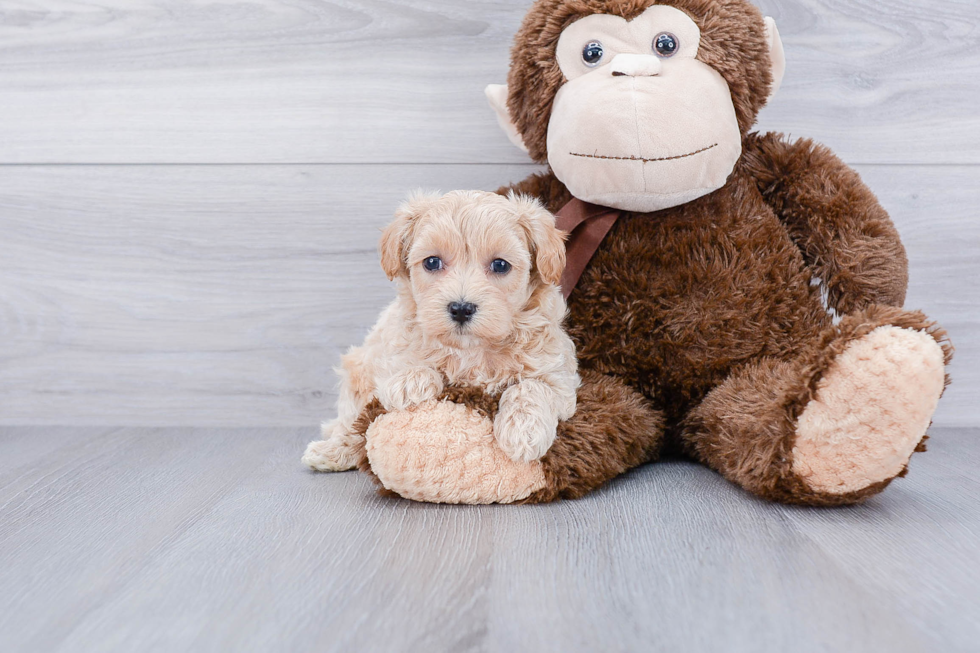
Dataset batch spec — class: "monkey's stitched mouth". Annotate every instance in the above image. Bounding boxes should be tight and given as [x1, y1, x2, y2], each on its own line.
[569, 143, 719, 163]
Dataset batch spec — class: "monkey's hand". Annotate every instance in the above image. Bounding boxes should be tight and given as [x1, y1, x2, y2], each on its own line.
[494, 380, 559, 463]
[377, 367, 445, 412]
[744, 132, 909, 314]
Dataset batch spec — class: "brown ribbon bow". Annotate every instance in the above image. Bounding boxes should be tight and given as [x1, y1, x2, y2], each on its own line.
[554, 199, 621, 300]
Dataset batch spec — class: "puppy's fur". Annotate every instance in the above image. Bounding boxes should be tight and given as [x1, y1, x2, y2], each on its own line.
[303, 190, 580, 471]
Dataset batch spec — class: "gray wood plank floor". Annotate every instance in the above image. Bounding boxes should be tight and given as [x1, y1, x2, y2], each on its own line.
[0, 426, 977, 652]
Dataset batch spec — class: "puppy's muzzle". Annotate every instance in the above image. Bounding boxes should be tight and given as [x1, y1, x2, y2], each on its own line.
[448, 301, 478, 325]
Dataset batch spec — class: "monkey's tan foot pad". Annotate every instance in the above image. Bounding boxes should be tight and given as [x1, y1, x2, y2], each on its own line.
[365, 399, 546, 504]
[792, 326, 946, 495]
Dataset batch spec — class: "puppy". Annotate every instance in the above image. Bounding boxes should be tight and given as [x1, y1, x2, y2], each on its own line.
[303, 190, 580, 472]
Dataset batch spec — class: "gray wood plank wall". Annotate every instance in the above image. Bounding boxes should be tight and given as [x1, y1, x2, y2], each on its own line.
[1, 0, 977, 427]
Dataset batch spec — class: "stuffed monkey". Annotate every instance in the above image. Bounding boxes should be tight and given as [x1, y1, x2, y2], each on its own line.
[318, 0, 952, 506]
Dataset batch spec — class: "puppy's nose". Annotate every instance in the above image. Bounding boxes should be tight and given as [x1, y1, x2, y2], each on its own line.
[448, 301, 477, 325]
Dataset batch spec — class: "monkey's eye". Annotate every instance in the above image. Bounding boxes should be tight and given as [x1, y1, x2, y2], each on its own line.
[423, 256, 443, 272]
[654, 33, 679, 57]
[582, 41, 604, 67]
[490, 259, 512, 275]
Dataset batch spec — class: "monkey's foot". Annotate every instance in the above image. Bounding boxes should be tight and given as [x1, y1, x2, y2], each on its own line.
[792, 326, 946, 495]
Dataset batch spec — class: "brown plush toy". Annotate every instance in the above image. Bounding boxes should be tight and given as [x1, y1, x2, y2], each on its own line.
[352, 0, 952, 506]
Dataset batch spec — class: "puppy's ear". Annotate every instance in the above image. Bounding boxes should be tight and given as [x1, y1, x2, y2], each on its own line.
[379, 191, 441, 280]
[511, 193, 566, 286]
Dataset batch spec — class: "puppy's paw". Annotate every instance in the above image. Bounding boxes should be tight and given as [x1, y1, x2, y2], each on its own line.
[302, 433, 364, 472]
[378, 367, 444, 411]
[494, 382, 559, 463]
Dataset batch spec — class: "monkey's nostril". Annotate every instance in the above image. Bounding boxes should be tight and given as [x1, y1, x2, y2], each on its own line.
[610, 54, 661, 78]
[448, 301, 478, 325]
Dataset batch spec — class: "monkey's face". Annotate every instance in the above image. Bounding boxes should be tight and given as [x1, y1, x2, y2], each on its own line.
[549, 5, 741, 212]
[488, 2, 784, 214]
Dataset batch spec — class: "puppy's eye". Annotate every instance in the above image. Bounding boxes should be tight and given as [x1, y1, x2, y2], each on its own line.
[582, 41, 604, 67]
[654, 32, 679, 57]
[422, 256, 443, 272]
[490, 259, 512, 275]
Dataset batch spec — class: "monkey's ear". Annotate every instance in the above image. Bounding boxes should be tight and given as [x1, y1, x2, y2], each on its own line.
[379, 191, 440, 281]
[511, 193, 566, 287]
[764, 17, 786, 103]
[485, 84, 530, 155]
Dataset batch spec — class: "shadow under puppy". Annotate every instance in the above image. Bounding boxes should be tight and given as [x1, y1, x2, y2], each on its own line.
[303, 190, 580, 474]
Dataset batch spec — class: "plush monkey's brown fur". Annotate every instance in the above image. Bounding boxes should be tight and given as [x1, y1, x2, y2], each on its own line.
[527, 371, 665, 502]
[491, 0, 952, 505]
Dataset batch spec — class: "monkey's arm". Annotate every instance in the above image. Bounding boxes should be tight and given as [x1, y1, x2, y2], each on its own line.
[743, 132, 908, 313]
[496, 170, 573, 215]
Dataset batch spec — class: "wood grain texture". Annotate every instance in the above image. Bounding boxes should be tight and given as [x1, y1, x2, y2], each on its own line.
[0, 163, 976, 427]
[0, 426, 976, 652]
[0, 0, 977, 164]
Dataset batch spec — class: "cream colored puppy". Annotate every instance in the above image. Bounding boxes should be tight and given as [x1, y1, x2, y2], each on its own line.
[303, 190, 580, 472]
